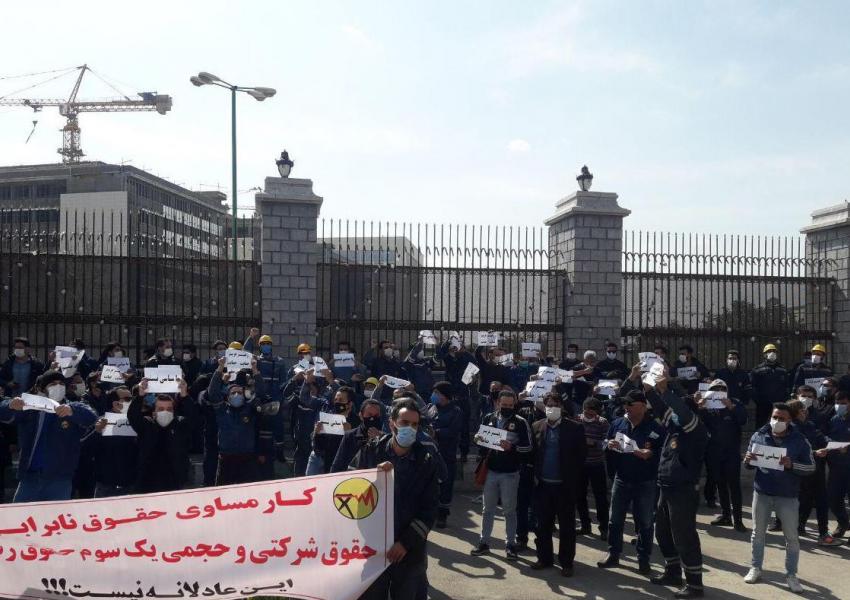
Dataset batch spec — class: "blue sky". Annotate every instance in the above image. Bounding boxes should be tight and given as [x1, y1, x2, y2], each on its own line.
[1, 0, 848, 236]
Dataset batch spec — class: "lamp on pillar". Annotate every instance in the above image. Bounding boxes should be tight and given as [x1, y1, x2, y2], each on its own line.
[276, 150, 294, 178]
[577, 165, 593, 191]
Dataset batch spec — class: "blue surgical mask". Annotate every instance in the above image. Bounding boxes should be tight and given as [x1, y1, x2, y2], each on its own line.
[669, 413, 680, 427]
[836, 404, 848, 418]
[260, 345, 272, 355]
[144, 393, 156, 407]
[229, 394, 245, 408]
[430, 392, 440, 404]
[395, 425, 417, 448]
[217, 349, 226, 358]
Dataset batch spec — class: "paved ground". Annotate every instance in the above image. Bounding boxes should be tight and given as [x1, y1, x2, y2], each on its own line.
[427, 470, 849, 600]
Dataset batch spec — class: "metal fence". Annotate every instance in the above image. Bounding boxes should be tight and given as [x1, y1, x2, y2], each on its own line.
[622, 231, 835, 368]
[316, 220, 567, 358]
[0, 207, 261, 364]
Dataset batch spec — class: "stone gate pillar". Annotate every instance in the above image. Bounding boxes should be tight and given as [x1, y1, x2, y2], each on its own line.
[545, 184, 630, 356]
[255, 177, 323, 362]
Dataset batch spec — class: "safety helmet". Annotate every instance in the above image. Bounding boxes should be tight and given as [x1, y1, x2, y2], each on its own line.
[811, 344, 826, 354]
[297, 343, 313, 354]
[228, 341, 243, 350]
[259, 335, 273, 344]
[762, 344, 777, 353]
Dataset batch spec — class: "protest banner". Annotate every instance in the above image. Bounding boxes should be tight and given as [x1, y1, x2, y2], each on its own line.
[460, 363, 479, 385]
[100, 365, 125, 384]
[750, 443, 787, 471]
[703, 390, 728, 410]
[144, 366, 183, 394]
[676, 366, 698, 380]
[521, 343, 541, 358]
[102, 412, 136, 437]
[333, 353, 355, 368]
[22, 393, 59, 414]
[107, 356, 132, 373]
[495, 353, 514, 366]
[318, 412, 347, 436]
[475, 424, 507, 451]
[537, 366, 571, 384]
[382, 376, 411, 389]
[0, 470, 393, 600]
[524, 380, 553, 399]
[804, 377, 825, 390]
[225, 349, 252, 374]
[476, 331, 499, 347]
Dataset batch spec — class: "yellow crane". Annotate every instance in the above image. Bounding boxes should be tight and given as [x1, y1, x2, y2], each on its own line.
[0, 64, 172, 163]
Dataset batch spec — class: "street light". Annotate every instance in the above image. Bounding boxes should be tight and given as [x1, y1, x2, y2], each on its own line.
[577, 165, 593, 191]
[276, 150, 294, 178]
[190, 71, 276, 262]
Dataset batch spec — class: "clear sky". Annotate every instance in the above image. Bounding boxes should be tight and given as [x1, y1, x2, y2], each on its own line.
[1, 0, 848, 236]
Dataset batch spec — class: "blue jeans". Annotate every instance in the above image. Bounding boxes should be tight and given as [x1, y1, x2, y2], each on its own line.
[305, 451, 325, 476]
[13, 473, 72, 503]
[481, 470, 520, 546]
[751, 491, 800, 575]
[607, 477, 657, 560]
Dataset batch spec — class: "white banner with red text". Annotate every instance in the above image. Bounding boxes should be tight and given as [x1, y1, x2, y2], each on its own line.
[0, 469, 394, 600]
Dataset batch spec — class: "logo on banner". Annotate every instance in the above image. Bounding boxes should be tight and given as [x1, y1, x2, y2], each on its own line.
[333, 478, 379, 520]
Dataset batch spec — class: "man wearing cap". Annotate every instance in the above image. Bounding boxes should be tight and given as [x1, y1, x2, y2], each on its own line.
[715, 350, 750, 406]
[696, 379, 748, 532]
[437, 335, 475, 462]
[426, 381, 464, 528]
[792, 344, 832, 395]
[750, 344, 789, 427]
[201, 340, 228, 374]
[281, 343, 318, 476]
[597, 388, 666, 575]
[671, 345, 709, 396]
[146, 338, 178, 367]
[0, 370, 98, 502]
[243, 332, 288, 477]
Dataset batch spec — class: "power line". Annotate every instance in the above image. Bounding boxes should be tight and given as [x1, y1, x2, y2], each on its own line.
[0, 68, 79, 101]
[0, 66, 78, 81]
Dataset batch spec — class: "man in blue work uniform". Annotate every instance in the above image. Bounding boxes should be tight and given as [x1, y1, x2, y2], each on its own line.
[750, 344, 788, 427]
[436, 336, 475, 461]
[244, 333, 288, 478]
[426, 381, 463, 528]
[597, 389, 666, 575]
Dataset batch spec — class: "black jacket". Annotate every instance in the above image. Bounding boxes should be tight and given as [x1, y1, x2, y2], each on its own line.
[531, 417, 586, 485]
[474, 347, 512, 395]
[127, 395, 192, 493]
[596, 357, 629, 381]
[647, 389, 709, 487]
[481, 411, 533, 473]
[715, 366, 751, 405]
[330, 424, 372, 473]
[750, 361, 789, 406]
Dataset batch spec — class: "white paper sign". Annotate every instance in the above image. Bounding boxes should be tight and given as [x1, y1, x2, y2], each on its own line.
[144, 366, 182, 393]
[750, 443, 787, 471]
[475, 424, 508, 451]
[537, 366, 571, 384]
[225, 349, 253, 374]
[524, 380, 553, 399]
[57, 348, 85, 378]
[614, 431, 639, 454]
[312, 356, 329, 372]
[333, 353, 356, 368]
[418, 330, 438, 345]
[102, 412, 137, 437]
[639, 352, 661, 373]
[383, 376, 411, 389]
[318, 412, 347, 436]
[703, 390, 728, 410]
[449, 332, 463, 350]
[826, 441, 850, 451]
[676, 366, 698, 380]
[293, 357, 312, 374]
[461, 362, 480, 385]
[107, 356, 131, 373]
[54, 345, 79, 359]
[476, 331, 499, 347]
[521, 343, 541, 358]
[495, 353, 514, 366]
[698, 382, 711, 392]
[100, 365, 125, 384]
[0, 469, 394, 600]
[22, 392, 59, 413]
[598, 379, 619, 397]
[805, 377, 826, 390]
[642, 362, 665, 387]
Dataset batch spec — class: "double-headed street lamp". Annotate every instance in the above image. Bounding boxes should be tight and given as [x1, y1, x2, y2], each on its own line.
[190, 71, 276, 262]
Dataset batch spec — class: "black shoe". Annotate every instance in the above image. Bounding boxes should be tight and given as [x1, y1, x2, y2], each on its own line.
[734, 520, 748, 533]
[470, 543, 490, 556]
[515, 540, 529, 552]
[705, 499, 717, 509]
[561, 565, 574, 577]
[530, 561, 551, 571]
[505, 545, 519, 561]
[798, 525, 807, 536]
[710, 515, 732, 527]
[599, 528, 609, 541]
[674, 585, 704, 598]
[597, 553, 620, 568]
[651, 572, 683, 586]
[435, 515, 447, 529]
[638, 559, 652, 575]
[576, 525, 592, 536]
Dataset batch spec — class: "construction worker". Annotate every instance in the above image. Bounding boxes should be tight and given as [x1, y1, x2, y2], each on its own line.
[792, 344, 832, 393]
[244, 333, 288, 478]
[750, 344, 788, 427]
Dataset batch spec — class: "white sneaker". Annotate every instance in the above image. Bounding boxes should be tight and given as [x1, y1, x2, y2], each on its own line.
[744, 568, 762, 584]
[787, 575, 803, 594]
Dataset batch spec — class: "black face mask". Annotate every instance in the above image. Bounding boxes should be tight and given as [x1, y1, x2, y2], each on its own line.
[363, 416, 382, 430]
[500, 407, 515, 418]
[490, 391, 500, 399]
[334, 403, 348, 414]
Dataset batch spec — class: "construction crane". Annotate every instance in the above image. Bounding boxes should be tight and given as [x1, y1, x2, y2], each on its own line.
[0, 64, 172, 163]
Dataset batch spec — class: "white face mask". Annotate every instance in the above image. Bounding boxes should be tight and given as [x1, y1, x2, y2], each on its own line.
[13, 348, 26, 358]
[678, 354, 688, 363]
[74, 383, 87, 397]
[545, 406, 561, 422]
[155, 410, 174, 427]
[769, 418, 787, 434]
[798, 396, 813, 408]
[383, 348, 393, 358]
[727, 359, 738, 368]
[161, 347, 173, 358]
[566, 352, 576, 360]
[47, 385, 66, 402]
[112, 350, 124, 358]
[244, 389, 254, 401]
[606, 352, 616, 360]
[812, 354, 823, 365]
[766, 352, 777, 362]
[182, 352, 192, 362]
[117, 401, 130, 414]
[581, 412, 598, 422]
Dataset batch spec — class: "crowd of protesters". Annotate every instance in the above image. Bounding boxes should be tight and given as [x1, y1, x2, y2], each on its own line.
[0, 330, 847, 598]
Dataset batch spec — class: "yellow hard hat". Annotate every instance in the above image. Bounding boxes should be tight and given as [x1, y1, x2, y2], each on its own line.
[297, 343, 313, 354]
[811, 344, 826, 354]
[762, 344, 777, 353]
[365, 377, 379, 387]
[228, 341, 243, 350]
[259, 335, 273, 344]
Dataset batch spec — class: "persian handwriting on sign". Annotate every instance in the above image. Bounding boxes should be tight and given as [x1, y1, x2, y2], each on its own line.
[642, 362, 665, 387]
[460, 363, 479, 385]
[382, 376, 411, 389]
[102, 412, 136, 437]
[0, 471, 392, 600]
[475, 425, 507, 451]
[524, 380, 553, 399]
[597, 379, 618, 397]
[495, 353, 514, 366]
[804, 377, 825, 390]
[99, 366, 125, 384]
[476, 331, 499, 347]
[333, 353, 355, 368]
[418, 330, 438, 345]
[55, 346, 86, 378]
[826, 441, 850, 451]
[613, 432, 639, 454]
[750, 443, 787, 471]
[638, 352, 661, 373]
[318, 413, 346, 436]
[448, 331, 462, 350]
[144, 366, 182, 394]
[676, 366, 698, 380]
[521, 342, 541, 358]
[703, 390, 728, 410]
[106, 356, 131, 373]
[224, 349, 252, 374]
[536, 366, 572, 384]
[21, 393, 59, 414]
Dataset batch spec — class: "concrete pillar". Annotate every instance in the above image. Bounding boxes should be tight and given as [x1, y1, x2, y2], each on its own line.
[545, 190, 630, 354]
[801, 202, 849, 368]
[255, 177, 323, 362]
